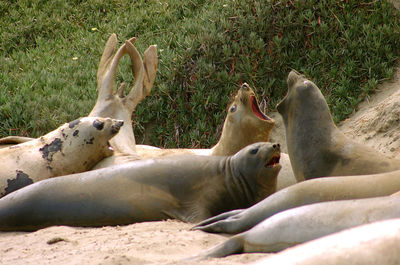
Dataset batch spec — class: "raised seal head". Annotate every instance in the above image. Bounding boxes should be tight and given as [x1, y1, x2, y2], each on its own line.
[58, 116, 124, 158]
[229, 142, 282, 206]
[213, 83, 275, 156]
[277, 70, 334, 128]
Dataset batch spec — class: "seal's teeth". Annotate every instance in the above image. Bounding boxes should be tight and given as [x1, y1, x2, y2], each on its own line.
[107, 141, 114, 152]
[251, 96, 270, 121]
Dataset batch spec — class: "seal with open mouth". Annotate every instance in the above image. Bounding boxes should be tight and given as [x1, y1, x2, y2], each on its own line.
[0, 142, 280, 231]
[0, 117, 123, 198]
[136, 83, 276, 157]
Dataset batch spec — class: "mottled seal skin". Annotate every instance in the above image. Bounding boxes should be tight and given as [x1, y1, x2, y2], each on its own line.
[0, 142, 281, 231]
[193, 195, 400, 259]
[255, 219, 400, 265]
[0, 117, 123, 197]
[277, 70, 400, 181]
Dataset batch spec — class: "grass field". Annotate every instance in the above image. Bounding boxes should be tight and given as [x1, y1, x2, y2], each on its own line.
[1, 0, 399, 148]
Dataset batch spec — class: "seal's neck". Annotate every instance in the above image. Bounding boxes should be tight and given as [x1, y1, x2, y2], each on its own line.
[212, 122, 269, 156]
[285, 99, 343, 180]
[223, 157, 257, 209]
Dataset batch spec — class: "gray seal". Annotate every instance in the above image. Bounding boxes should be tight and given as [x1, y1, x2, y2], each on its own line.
[277, 70, 400, 181]
[193, 162, 400, 235]
[0, 142, 281, 231]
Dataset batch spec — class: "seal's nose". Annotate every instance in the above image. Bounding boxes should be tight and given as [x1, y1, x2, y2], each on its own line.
[241, 83, 250, 91]
[287, 70, 301, 89]
[272, 143, 280, 150]
[115, 120, 124, 128]
[111, 120, 124, 134]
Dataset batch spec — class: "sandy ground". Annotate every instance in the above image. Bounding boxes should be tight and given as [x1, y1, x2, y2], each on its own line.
[0, 220, 270, 265]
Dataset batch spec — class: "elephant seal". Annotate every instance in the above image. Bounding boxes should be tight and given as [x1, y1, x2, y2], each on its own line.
[89, 34, 158, 169]
[193, 194, 400, 259]
[0, 142, 281, 231]
[193, 168, 400, 234]
[136, 82, 275, 157]
[255, 218, 400, 265]
[277, 70, 400, 181]
[0, 117, 123, 197]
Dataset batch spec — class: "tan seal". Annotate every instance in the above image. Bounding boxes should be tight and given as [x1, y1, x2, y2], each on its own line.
[89, 34, 158, 168]
[136, 82, 275, 157]
[0, 142, 281, 231]
[0, 117, 123, 197]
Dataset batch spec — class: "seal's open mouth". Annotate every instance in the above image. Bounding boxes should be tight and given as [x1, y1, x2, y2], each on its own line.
[251, 96, 270, 120]
[265, 154, 280, 168]
[107, 141, 114, 152]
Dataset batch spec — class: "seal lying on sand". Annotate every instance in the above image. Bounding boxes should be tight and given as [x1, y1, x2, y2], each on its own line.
[255, 218, 400, 265]
[193, 162, 400, 234]
[0, 117, 123, 198]
[277, 70, 400, 181]
[193, 193, 400, 258]
[0, 142, 281, 231]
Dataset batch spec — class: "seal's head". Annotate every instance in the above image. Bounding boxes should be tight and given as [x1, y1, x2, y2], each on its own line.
[276, 70, 332, 125]
[214, 84, 275, 156]
[39, 117, 124, 173]
[67, 117, 124, 157]
[230, 142, 281, 207]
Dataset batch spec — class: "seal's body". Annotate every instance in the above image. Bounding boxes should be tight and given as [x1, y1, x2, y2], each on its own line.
[0, 142, 281, 231]
[195, 195, 400, 258]
[255, 219, 400, 265]
[0, 117, 122, 197]
[193, 169, 400, 234]
[277, 70, 400, 181]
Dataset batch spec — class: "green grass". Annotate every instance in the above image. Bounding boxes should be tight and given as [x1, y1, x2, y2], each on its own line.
[1, 0, 400, 148]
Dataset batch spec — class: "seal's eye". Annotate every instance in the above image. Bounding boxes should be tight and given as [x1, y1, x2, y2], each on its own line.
[230, 104, 237, 113]
[93, 120, 105, 130]
[250, 148, 258, 155]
